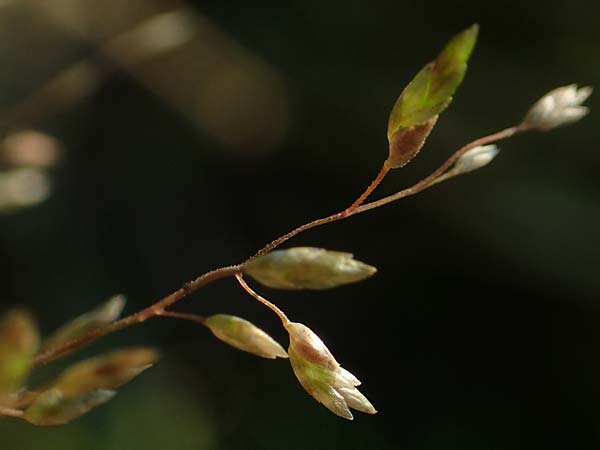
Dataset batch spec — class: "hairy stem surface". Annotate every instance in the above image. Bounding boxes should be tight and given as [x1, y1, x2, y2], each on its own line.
[32, 123, 525, 368]
[32, 265, 242, 367]
[250, 124, 523, 258]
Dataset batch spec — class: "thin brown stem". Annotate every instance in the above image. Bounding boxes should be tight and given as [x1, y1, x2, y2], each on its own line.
[345, 163, 390, 214]
[355, 125, 522, 213]
[235, 274, 290, 326]
[32, 264, 242, 368]
[157, 311, 206, 325]
[249, 211, 348, 260]
[30, 123, 526, 369]
[250, 124, 524, 260]
[0, 406, 24, 419]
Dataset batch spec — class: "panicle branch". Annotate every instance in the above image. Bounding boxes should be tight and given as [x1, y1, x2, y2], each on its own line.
[1, 24, 591, 424]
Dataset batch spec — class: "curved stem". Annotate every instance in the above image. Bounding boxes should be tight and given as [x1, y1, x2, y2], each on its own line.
[32, 264, 242, 368]
[31, 123, 526, 369]
[249, 124, 524, 260]
[235, 274, 290, 326]
[355, 125, 522, 213]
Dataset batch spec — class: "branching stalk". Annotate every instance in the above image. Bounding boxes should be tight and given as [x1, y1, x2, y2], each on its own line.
[30, 123, 527, 369]
[32, 264, 242, 367]
[355, 125, 523, 213]
[251, 124, 524, 258]
[344, 163, 390, 214]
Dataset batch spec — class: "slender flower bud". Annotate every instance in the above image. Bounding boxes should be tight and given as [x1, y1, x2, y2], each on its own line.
[286, 322, 376, 420]
[23, 388, 116, 426]
[204, 314, 288, 359]
[42, 295, 126, 350]
[523, 84, 592, 131]
[453, 144, 499, 174]
[51, 347, 160, 396]
[244, 247, 377, 290]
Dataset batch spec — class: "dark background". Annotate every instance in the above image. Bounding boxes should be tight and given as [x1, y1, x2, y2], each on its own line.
[0, 0, 599, 449]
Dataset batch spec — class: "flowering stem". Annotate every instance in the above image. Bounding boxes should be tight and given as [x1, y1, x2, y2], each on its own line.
[235, 274, 290, 326]
[32, 264, 242, 368]
[250, 123, 525, 259]
[344, 163, 390, 214]
[30, 123, 528, 369]
[355, 124, 524, 213]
